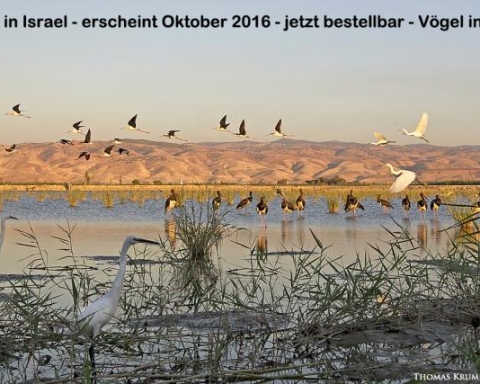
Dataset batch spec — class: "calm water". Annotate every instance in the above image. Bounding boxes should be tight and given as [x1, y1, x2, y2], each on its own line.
[0, 193, 459, 278]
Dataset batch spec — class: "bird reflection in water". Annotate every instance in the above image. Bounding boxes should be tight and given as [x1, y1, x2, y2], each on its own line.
[165, 217, 177, 250]
[417, 222, 428, 252]
[256, 227, 268, 256]
[281, 219, 294, 243]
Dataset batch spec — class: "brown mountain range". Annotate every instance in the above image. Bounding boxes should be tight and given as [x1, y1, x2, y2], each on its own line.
[0, 139, 478, 185]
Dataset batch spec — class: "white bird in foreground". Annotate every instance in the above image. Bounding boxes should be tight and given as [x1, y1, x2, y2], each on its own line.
[123, 114, 149, 133]
[400, 113, 429, 143]
[268, 119, 292, 138]
[370, 131, 396, 146]
[76, 236, 159, 375]
[5, 104, 30, 118]
[0, 215, 18, 254]
[385, 163, 416, 193]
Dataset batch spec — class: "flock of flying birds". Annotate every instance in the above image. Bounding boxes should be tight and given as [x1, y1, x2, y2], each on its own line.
[4, 104, 435, 199]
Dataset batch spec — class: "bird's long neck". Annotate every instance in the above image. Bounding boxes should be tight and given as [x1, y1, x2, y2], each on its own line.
[108, 242, 131, 301]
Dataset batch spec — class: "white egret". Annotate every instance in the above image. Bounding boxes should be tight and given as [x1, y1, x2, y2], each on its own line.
[0, 215, 18, 254]
[5, 104, 30, 118]
[385, 163, 416, 193]
[370, 131, 396, 146]
[117, 147, 130, 155]
[400, 113, 429, 143]
[123, 114, 149, 133]
[76, 235, 158, 376]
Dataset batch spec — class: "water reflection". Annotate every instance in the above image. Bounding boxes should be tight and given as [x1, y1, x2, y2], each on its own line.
[164, 217, 177, 250]
[256, 228, 268, 256]
[417, 222, 428, 252]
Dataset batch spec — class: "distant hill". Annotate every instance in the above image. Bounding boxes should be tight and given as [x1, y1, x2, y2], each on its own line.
[1, 139, 478, 184]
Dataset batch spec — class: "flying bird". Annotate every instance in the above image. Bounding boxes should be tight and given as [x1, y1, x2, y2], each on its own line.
[103, 145, 115, 157]
[0, 215, 18, 255]
[385, 163, 416, 193]
[78, 151, 91, 161]
[114, 138, 123, 144]
[117, 148, 130, 155]
[214, 115, 231, 132]
[76, 235, 159, 376]
[82, 129, 92, 144]
[5, 104, 30, 118]
[268, 119, 292, 138]
[69, 121, 85, 135]
[59, 139, 74, 145]
[162, 130, 187, 141]
[234, 120, 250, 139]
[400, 113, 430, 143]
[4, 144, 17, 153]
[370, 132, 396, 146]
[123, 114, 149, 133]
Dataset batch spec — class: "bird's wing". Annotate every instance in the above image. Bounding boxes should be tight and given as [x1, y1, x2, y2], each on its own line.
[12, 104, 21, 113]
[73, 121, 82, 129]
[11, 144, 16, 150]
[239, 120, 246, 135]
[84, 129, 91, 143]
[220, 115, 227, 126]
[389, 170, 416, 193]
[78, 151, 89, 159]
[128, 114, 137, 128]
[104, 145, 115, 154]
[414, 113, 428, 135]
[275, 119, 282, 133]
[168, 130, 180, 136]
[374, 131, 387, 140]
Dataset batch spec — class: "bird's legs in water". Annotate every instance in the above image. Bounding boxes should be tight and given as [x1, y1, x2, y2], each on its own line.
[89, 343, 97, 382]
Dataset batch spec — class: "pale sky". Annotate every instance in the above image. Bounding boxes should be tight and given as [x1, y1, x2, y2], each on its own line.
[1, 0, 479, 146]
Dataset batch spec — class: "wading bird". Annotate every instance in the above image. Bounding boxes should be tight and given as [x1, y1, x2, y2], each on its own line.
[124, 114, 149, 133]
[268, 119, 292, 138]
[82, 129, 92, 144]
[162, 130, 187, 141]
[370, 132, 396, 146]
[103, 145, 115, 157]
[400, 113, 430, 143]
[165, 189, 178, 213]
[5, 104, 30, 118]
[256, 196, 268, 227]
[117, 148, 130, 155]
[430, 195, 442, 217]
[214, 115, 230, 132]
[281, 197, 298, 219]
[236, 191, 253, 212]
[417, 193, 428, 220]
[344, 190, 364, 216]
[76, 235, 159, 378]
[377, 195, 393, 213]
[402, 194, 411, 216]
[59, 139, 74, 145]
[296, 189, 306, 215]
[69, 121, 85, 135]
[78, 151, 91, 161]
[4, 144, 17, 153]
[385, 163, 416, 193]
[212, 190, 224, 210]
[0, 215, 18, 255]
